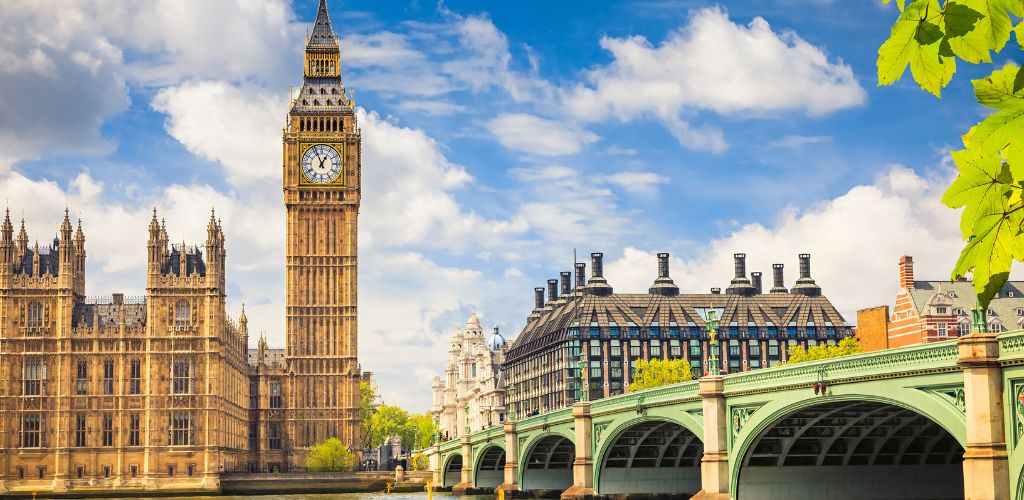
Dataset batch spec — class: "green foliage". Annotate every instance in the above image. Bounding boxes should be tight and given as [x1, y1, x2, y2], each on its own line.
[359, 380, 379, 449]
[628, 358, 693, 392]
[878, 0, 1024, 309]
[410, 452, 431, 471]
[306, 437, 356, 472]
[786, 337, 862, 364]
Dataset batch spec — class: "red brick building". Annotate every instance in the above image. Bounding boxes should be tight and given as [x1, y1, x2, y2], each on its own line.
[857, 255, 1023, 351]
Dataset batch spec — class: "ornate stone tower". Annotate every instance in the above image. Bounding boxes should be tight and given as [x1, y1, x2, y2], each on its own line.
[282, 0, 361, 457]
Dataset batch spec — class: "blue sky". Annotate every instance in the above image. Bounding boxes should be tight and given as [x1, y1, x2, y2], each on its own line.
[0, 0, 1001, 410]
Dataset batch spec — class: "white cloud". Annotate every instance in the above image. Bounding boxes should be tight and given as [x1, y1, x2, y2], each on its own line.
[563, 7, 865, 150]
[486, 113, 599, 156]
[152, 81, 286, 185]
[605, 146, 639, 156]
[397, 99, 468, 116]
[603, 171, 670, 194]
[767, 134, 833, 148]
[604, 165, 964, 322]
[359, 109, 528, 251]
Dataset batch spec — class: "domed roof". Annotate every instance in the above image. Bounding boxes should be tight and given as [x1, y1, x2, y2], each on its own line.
[485, 326, 508, 351]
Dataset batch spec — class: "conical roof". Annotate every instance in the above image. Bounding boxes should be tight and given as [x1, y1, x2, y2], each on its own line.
[308, 0, 338, 49]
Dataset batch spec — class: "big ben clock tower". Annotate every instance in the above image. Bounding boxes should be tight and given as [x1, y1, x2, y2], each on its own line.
[283, 0, 360, 457]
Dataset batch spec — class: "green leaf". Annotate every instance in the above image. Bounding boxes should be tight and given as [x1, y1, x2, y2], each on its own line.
[878, 0, 936, 87]
[943, 148, 1012, 237]
[973, 64, 1024, 110]
[944, 1, 991, 62]
[1016, 21, 1024, 49]
[883, 0, 908, 11]
[943, 2, 985, 37]
[1015, 65, 1024, 94]
[950, 185, 1023, 308]
[915, 20, 945, 44]
[963, 0, 1015, 52]
[972, 106, 1024, 157]
[910, 34, 956, 96]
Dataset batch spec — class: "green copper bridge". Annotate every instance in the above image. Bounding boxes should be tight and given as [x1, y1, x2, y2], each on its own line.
[430, 331, 1024, 499]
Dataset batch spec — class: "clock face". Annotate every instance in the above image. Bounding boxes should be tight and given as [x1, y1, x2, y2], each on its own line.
[301, 144, 342, 184]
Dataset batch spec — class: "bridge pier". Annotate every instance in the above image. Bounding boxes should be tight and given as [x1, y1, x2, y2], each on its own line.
[958, 332, 1010, 500]
[561, 402, 595, 499]
[497, 419, 521, 496]
[693, 376, 729, 500]
[451, 436, 474, 496]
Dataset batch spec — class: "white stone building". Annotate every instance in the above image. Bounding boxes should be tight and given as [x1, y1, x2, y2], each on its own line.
[431, 313, 508, 439]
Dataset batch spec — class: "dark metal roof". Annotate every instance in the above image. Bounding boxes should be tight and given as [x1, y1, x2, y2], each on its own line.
[308, 0, 338, 49]
[505, 290, 849, 363]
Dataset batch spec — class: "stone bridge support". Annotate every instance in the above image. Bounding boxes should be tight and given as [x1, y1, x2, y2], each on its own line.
[958, 332, 1009, 500]
[452, 436, 473, 495]
[497, 419, 520, 495]
[694, 376, 728, 500]
[561, 402, 594, 499]
[429, 445, 441, 485]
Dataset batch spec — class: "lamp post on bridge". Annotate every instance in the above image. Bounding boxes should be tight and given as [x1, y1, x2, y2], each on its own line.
[578, 348, 588, 402]
[705, 308, 721, 376]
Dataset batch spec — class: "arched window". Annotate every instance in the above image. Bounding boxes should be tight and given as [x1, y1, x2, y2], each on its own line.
[326, 100, 332, 106]
[26, 302, 43, 329]
[320, 88, 326, 95]
[313, 100, 319, 106]
[174, 300, 190, 328]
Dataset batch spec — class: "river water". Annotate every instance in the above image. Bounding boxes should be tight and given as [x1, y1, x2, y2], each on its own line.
[122, 495, 488, 499]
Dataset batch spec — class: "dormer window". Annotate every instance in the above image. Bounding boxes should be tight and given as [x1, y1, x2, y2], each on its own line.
[1010, 291, 1016, 297]
[935, 307, 947, 315]
[953, 308, 963, 315]
[1017, 309, 1024, 316]
[320, 88, 326, 95]
[988, 309, 996, 316]
[948, 291, 957, 298]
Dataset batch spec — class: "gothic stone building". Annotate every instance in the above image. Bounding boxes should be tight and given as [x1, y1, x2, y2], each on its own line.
[431, 314, 508, 440]
[503, 252, 853, 417]
[0, 210, 251, 494]
[0, 0, 362, 494]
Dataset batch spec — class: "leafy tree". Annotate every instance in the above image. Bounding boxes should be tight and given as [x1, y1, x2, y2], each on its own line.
[877, 0, 1024, 309]
[410, 451, 431, 471]
[404, 412, 439, 450]
[786, 337, 862, 364]
[628, 358, 693, 392]
[359, 380, 379, 449]
[370, 404, 410, 448]
[306, 437, 356, 471]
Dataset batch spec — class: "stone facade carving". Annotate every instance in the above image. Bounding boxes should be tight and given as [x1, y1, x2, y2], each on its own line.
[431, 314, 508, 439]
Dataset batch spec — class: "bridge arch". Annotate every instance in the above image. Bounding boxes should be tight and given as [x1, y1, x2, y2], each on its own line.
[472, 444, 505, 489]
[442, 453, 463, 488]
[518, 431, 575, 492]
[731, 392, 966, 500]
[593, 413, 704, 496]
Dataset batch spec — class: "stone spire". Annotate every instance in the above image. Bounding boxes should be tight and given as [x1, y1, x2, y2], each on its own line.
[308, 0, 338, 49]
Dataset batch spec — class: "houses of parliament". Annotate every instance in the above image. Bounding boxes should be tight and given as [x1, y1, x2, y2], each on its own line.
[0, 0, 360, 494]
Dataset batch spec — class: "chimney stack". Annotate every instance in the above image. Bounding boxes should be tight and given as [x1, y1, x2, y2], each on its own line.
[585, 252, 613, 296]
[575, 263, 586, 290]
[726, 253, 756, 296]
[770, 264, 788, 293]
[791, 253, 822, 296]
[649, 252, 680, 296]
[899, 255, 915, 291]
[751, 272, 763, 294]
[591, 252, 603, 278]
[534, 287, 545, 309]
[560, 271, 572, 295]
[547, 279, 559, 303]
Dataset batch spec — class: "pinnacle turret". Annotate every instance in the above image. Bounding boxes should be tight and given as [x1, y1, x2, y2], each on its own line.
[308, 0, 338, 49]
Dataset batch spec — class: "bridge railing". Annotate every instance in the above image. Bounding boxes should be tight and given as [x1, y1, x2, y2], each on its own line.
[722, 336, 961, 394]
[998, 329, 1024, 363]
[590, 379, 700, 416]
